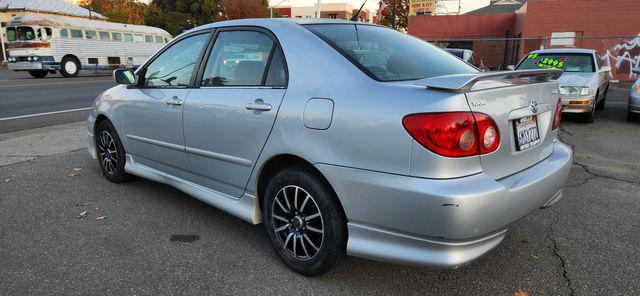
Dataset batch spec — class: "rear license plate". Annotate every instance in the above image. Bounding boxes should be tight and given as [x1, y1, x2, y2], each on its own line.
[513, 115, 541, 151]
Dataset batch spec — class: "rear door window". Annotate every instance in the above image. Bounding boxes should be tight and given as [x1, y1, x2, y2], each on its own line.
[200, 30, 275, 87]
[306, 24, 476, 81]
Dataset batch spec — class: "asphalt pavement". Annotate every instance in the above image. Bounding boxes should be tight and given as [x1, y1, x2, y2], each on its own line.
[0, 84, 638, 295]
[0, 68, 115, 133]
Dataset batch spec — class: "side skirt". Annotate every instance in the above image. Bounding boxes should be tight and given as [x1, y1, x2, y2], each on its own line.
[124, 154, 262, 224]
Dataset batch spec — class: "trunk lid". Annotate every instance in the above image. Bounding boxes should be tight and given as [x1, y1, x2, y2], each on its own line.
[419, 69, 562, 179]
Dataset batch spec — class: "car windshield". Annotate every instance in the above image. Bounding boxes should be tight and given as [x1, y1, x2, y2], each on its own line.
[6, 26, 36, 42]
[306, 24, 477, 81]
[517, 53, 595, 72]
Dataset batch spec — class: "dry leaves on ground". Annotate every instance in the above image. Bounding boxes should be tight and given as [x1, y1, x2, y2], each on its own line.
[78, 211, 88, 219]
[68, 168, 82, 177]
[96, 216, 107, 221]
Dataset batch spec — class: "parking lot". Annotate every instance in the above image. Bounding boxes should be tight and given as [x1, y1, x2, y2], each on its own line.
[1, 69, 639, 295]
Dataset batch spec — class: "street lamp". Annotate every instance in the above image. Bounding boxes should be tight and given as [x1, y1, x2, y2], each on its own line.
[270, 0, 289, 18]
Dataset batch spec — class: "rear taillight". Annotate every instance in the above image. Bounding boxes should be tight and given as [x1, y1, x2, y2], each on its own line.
[402, 112, 500, 158]
[552, 97, 563, 130]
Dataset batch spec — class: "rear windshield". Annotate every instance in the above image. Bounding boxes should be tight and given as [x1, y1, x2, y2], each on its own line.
[517, 53, 595, 72]
[306, 24, 477, 81]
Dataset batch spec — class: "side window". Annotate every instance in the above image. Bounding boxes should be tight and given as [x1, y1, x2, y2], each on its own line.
[265, 49, 286, 86]
[70, 29, 83, 39]
[85, 30, 97, 40]
[123, 33, 133, 42]
[200, 31, 274, 87]
[112, 32, 122, 42]
[145, 35, 154, 43]
[143, 33, 208, 87]
[595, 55, 603, 69]
[99, 31, 110, 41]
[134, 34, 144, 43]
[59, 29, 68, 39]
[154, 36, 163, 43]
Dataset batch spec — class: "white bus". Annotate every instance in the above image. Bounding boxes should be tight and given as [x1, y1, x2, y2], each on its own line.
[4, 14, 172, 78]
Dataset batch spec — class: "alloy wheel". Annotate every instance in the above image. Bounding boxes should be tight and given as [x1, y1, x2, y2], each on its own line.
[98, 130, 118, 175]
[271, 185, 325, 260]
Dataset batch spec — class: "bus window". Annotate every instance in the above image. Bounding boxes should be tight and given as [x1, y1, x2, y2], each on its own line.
[112, 32, 122, 42]
[8, 27, 36, 41]
[154, 36, 163, 43]
[38, 28, 52, 41]
[60, 29, 69, 39]
[124, 33, 133, 42]
[70, 29, 83, 39]
[145, 35, 154, 43]
[85, 30, 97, 40]
[7, 27, 17, 41]
[164, 37, 169, 43]
[99, 31, 110, 41]
[134, 34, 144, 43]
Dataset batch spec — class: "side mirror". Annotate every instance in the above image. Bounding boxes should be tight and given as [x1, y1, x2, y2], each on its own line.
[113, 69, 136, 85]
[507, 65, 516, 71]
[632, 67, 640, 74]
[599, 66, 611, 73]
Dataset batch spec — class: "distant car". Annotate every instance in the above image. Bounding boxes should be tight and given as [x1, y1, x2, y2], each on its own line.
[628, 67, 640, 121]
[444, 48, 488, 71]
[512, 49, 610, 123]
[88, 19, 571, 275]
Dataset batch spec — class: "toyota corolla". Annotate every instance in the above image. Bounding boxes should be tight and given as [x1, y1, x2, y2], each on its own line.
[87, 19, 572, 276]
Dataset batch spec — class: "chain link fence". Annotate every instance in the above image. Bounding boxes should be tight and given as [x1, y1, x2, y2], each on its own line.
[430, 35, 640, 81]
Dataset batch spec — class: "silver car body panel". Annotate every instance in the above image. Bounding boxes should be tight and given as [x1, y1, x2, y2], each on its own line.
[629, 76, 640, 113]
[87, 18, 573, 268]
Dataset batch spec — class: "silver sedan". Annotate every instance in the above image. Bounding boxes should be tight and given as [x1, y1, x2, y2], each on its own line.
[514, 48, 611, 123]
[628, 67, 640, 121]
[87, 19, 572, 275]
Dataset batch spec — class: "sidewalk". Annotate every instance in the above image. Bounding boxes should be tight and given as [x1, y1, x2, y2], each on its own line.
[0, 121, 86, 167]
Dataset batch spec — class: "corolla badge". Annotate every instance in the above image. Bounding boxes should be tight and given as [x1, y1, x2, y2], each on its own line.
[529, 99, 539, 113]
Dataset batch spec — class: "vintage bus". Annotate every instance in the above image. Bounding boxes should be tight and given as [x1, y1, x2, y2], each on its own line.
[5, 14, 172, 78]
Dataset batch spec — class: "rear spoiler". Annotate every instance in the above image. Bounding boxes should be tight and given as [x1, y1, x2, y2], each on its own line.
[418, 69, 563, 92]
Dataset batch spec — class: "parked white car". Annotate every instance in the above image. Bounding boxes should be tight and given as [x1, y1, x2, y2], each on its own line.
[512, 49, 610, 123]
[629, 67, 640, 121]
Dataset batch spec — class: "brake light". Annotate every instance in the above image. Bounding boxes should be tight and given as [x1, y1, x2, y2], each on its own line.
[402, 112, 500, 157]
[552, 97, 563, 130]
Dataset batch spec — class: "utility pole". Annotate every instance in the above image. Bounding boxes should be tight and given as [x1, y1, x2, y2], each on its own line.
[316, 0, 322, 18]
[391, 0, 396, 29]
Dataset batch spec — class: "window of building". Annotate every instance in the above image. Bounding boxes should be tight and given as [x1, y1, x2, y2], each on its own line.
[329, 13, 338, 19]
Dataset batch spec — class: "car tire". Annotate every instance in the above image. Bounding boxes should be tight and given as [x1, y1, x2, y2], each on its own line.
[263, 166, 346, 276]
[95, 120, 131, 183]
[60, 56, 80, 77]
[581, 95, 596, 123]
[596, 88, 607, 111]
[28, 70, 48, 78]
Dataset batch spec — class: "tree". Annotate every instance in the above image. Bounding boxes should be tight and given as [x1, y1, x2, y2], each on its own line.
[378, 0, 409, 32]
[77, 0, 147, 24]
[215, 0, 269, 21]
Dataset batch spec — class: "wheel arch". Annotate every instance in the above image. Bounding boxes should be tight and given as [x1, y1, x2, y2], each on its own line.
[255, 154, 347, 223]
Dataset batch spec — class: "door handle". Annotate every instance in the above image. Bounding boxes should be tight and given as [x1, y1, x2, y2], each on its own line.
[245, 99, 271, 112]
[165, 96, 183, 106]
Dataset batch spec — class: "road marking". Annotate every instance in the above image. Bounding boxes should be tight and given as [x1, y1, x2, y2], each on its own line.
[0, 79, 113, 89]
[0, 107, 92, 121]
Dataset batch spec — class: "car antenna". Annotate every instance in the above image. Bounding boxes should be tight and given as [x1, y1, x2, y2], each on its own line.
[350, 0, 367, 22]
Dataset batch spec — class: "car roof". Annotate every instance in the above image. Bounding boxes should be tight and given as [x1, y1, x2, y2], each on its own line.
[191, 18, 377, 32]
[529, 48, 596, 55]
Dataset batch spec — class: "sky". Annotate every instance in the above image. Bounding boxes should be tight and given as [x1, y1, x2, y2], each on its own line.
[268, 0, 380, 12]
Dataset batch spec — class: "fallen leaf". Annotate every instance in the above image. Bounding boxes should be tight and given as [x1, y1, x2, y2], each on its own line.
[513, 289, 530, 296]
[68, 172, 81, 177]
[96, 216, 107, 221]
[78, 211, 88, 219]
[531, 255, 539, 260]
[75, 202, 90, 207]
[4, 179, 10, 182]
[180, 266, 187, 272]
[73, 168, 82, 171]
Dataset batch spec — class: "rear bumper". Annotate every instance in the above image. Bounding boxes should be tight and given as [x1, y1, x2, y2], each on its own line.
[317, 141, 572, 268]
[7, 60, 59, 71]
[561, 95, 595, 113]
